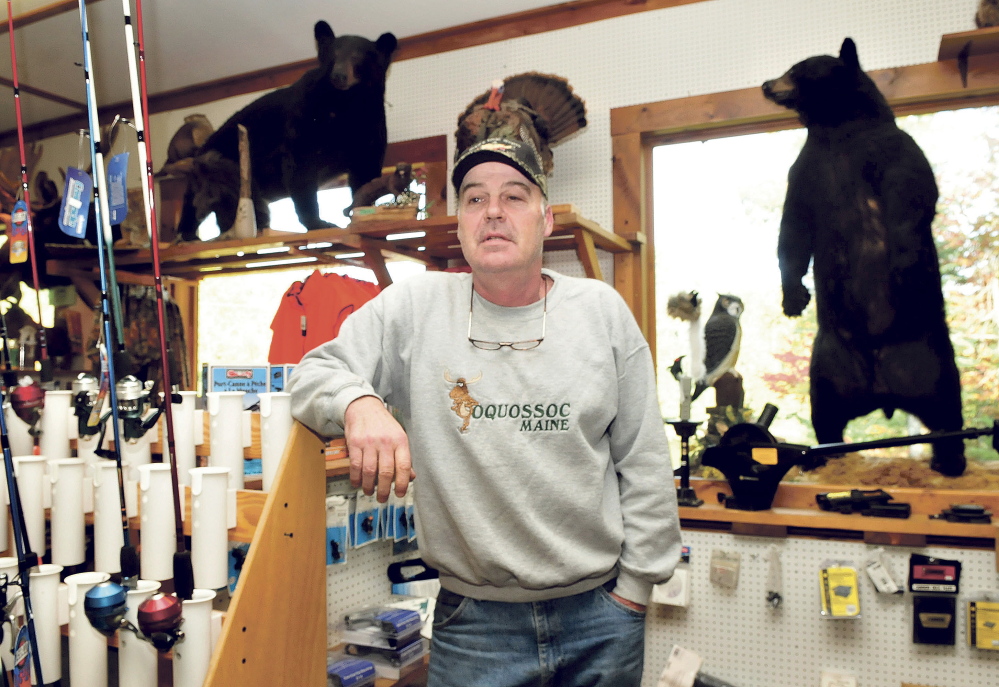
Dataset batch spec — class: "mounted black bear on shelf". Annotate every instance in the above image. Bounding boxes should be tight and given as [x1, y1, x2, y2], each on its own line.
[762, 38, 966, 477]
[174, 21, 397, 240]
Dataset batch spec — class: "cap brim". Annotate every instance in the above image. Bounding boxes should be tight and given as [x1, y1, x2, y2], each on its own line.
[452, 139, 547, 197]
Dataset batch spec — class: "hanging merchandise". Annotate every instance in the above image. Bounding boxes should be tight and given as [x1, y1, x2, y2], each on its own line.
[58, 167, 93, 239]
[709, 549, 740, 589]
[269, 270, 381, 364]
[865, 547, 903, 595]
[819, 561, 861, 619]
[327, 495, 350, 566]
[967, 594, 999, 650]
[765, 544, 782, 608]
[9, 199, 28, 263]
[908, 553, 961, 645]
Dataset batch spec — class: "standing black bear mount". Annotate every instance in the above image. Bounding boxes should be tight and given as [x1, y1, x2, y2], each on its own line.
[762, 38, 966, 476]
[175, 21, 397, 240]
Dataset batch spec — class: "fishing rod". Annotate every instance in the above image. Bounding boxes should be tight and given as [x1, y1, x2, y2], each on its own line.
[0, 300, 45, 683]
[73, 0, 140, 585]
[5, 0, 50, 384]
[85, 0, 191, 652]
[123, 0, 192, 602]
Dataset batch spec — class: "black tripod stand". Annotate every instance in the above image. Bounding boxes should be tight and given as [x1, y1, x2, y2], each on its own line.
[666, 418, 704, 507]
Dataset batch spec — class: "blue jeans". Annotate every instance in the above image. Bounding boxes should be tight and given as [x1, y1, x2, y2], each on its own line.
[428, 581, 646, 687]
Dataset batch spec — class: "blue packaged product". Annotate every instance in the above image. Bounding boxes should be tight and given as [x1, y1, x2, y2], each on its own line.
[327, 658, 376, 687]
[345, 607, 422, 635]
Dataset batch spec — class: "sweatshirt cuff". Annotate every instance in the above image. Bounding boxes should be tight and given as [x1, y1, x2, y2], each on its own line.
[330, 385, 382, 432]
[612, 571, 654, 607]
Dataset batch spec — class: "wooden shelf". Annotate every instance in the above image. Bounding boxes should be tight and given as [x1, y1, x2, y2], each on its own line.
[679, 479, 999, 549]
[939, 26, 999, 61]
[45, 204, 640, 285]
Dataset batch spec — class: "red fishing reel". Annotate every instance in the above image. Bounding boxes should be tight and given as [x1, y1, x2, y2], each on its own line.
[10, 378, 44, 435]
[137, 593, 184, 652]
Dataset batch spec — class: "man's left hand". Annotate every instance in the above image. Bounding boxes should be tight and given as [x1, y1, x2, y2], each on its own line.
[610, 592, 646, 612]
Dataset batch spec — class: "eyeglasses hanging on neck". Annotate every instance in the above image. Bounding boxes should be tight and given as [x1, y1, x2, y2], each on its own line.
[467, 278, 547, 351]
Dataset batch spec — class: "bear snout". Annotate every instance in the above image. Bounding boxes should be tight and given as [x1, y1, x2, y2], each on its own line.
[762, 76, 796, 106]
[331, 67, 359, 90]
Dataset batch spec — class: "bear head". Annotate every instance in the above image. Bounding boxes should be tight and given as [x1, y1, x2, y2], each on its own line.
[314, 20, 397, 92]
[762, 38, 893, 128]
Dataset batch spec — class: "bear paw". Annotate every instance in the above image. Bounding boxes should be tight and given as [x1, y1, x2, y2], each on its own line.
[782, 283, 810, 317]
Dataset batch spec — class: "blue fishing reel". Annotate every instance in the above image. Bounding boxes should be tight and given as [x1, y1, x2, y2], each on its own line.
[84, 581, 129, 636]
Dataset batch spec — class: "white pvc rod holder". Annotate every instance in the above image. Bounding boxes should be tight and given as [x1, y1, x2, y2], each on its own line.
[66, 571, 111, 687]
[173, 391, 199, 487]
[3, 403, 33, 457]
[258, 392, 292, 492]
[29, 563, 64, 685]
[13, 455, 47, 558]
[172, 589, 216, 687]
[120, 426, 153, 469]
[119, 580, 161, 687]
[138, 463, 177, 581]
[49, 459, 86, 566]
[76, 432, 102, 465]
[0, 557, 20, 669]
[190, 467, 230, 590]
[92, 460, 125, 574]
[39, 389, 72, 462]
[207, 391, 245, 489]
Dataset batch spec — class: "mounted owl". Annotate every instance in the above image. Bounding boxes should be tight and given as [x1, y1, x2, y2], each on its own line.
[693, 294, 744, 401]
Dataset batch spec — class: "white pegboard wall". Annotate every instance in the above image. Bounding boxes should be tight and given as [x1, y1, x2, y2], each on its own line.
[326, 537, 416, 648]
[383, 0, 979, 231]
[643, 532, 999, 687]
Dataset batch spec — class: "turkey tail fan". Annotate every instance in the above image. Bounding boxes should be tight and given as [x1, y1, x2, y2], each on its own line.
[499, 72, 587, 146]
[456, 72, 587, 161]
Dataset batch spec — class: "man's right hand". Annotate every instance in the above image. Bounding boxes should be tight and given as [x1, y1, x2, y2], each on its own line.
[343, 396, 414, 503]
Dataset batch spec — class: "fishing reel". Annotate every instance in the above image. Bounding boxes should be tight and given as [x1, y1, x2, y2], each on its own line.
[72, 373, 104, 438]
[116, 375, 164, 443]
[137, 592, 184, 652]
[9, 377, 44, 440]
[84, 583, 185, 653]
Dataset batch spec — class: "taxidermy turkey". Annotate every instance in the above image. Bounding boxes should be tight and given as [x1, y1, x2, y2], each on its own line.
[977, 0, 999, 27]
[455, 72, 587, 173]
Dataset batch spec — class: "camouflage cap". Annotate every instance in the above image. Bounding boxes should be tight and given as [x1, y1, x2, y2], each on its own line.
[452, 137, 548, 197]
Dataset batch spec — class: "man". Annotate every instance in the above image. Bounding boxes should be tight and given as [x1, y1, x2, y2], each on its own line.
[288, 136, 681, 687]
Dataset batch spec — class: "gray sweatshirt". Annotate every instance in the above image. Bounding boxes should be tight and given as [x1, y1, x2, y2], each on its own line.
[288, 269, 681, 605]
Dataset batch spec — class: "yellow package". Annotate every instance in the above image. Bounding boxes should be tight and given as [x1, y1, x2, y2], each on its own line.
[820, 565, 860, 618]
[967, 600, 999, 650]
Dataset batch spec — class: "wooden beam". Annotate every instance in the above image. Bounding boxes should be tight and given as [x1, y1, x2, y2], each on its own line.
[0, 76, 86, 111]
[0, 0, 104, 34]
[611, 132, 649, 340]
[611, 53, 999, 139]
[572, 228, 602, 280]
[393, 0, 708, 62]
